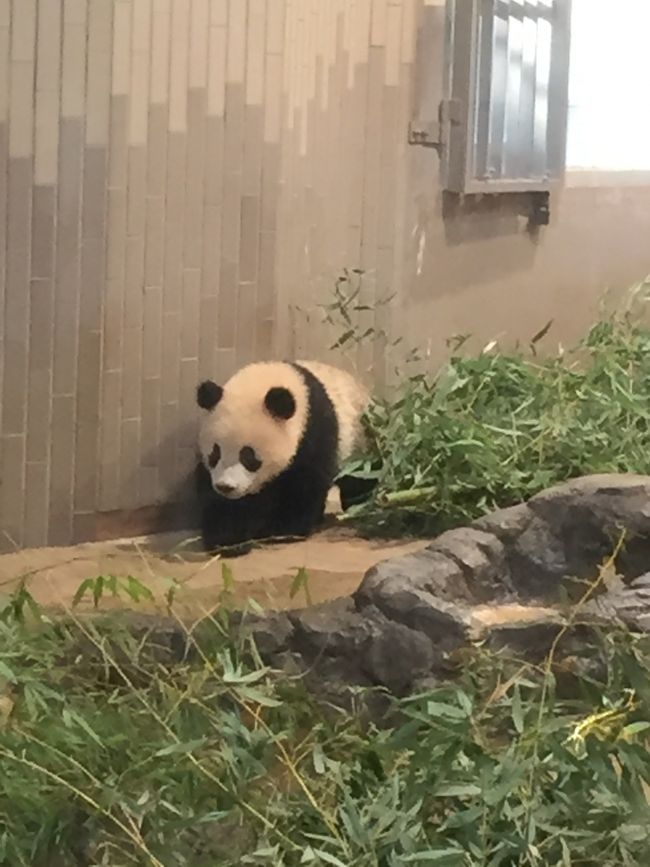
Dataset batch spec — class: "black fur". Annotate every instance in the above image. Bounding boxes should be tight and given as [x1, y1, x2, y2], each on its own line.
[265, 386, 296, 420]
[197, 363, 339, 554]
[197, 380, 223, 410]
[337, 472, 378, 511]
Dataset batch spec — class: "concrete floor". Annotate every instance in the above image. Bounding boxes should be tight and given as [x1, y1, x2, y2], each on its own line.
[0, 525, 426, 619]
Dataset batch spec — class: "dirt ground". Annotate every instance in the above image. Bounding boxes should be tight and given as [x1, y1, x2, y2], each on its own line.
[0, 524, 426, 620]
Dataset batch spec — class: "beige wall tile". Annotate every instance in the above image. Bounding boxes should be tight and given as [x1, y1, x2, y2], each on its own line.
[108, 93, 128, 189]
[34, 91, 59, 186]
[99, 369, 122, 510]
[266, 0, 285, 55]
[147, 103, 168, 196]
[178, 357, 198, 447]
[235, 282, 257, 368]
[53, 118, 83, 396]
[226, 0, 246, 84]
[158, 400, 179, 495]
[0, 23, 9, 134]
[129, 0, 151, 147]
[1, 435, 26, 549]
[74, 328, 101, 513]
[48, 395, 75, 545]
[83, 146, 108, 241]
[263, 53, 282, 144]
[198, 294, 219, 376]
[61, 5, 87, 119]
[201, 203, 222, 296]
[3, 157, 31, 436]
[23, 461, 48, 547]
[86, 0, 112, 147]
[189, 0, 209, 89]
[11, 0, 36, 63]
[181, 269, 200, 361]
[111, 0, 132, 97]
[0, 0, 10, 30]
[169, 0, 189, 132]
[239, 194, 260, 283]
[210, 0, 228, 27]
[203, 115, 224, 205]
[246, 0, 266, 106]
[184, 89, 206, 269]
[217, 259, 238, 348]
[141, 376, 162, 471]
[124, 235, 145, 330]
[9, 61, 35, 159]
[143, 286, 163, 379]
[145, 195, 166, 287]
[119, 417, 141, 508]
[207, 23, 227, 117]
[31, 185, 56, 279]
[127, 145, 147, 237]
[151, 0, 171, 105]
[26, 277, 53, 463]
[121, 325, 143, 422]
[161, 312, 181, 404]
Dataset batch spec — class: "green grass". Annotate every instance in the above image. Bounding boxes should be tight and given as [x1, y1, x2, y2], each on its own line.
[1, 589, 650, 866]
[340, 288, 650, 538]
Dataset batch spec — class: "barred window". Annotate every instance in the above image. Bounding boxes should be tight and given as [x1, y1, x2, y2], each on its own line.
[441, 0, 572, 193]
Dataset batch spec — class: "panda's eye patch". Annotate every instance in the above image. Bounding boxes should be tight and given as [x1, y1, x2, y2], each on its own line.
[239, 446, 262, 472]
[207, 444, 221, 468]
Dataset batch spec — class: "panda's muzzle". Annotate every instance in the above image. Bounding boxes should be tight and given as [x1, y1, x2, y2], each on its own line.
[215, 482, 237, 497]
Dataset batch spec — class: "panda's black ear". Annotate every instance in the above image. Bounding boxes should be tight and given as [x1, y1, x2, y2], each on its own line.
[265, 387, 296, 420]
[197, 380, 223, 411]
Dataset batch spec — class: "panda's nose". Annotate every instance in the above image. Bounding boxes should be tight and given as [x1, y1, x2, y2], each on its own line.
[215, 482, 235, 496]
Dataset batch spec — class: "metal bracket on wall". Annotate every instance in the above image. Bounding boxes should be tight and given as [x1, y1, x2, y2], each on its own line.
[408, 99, 458, 151]
[407, 120, 442, 151]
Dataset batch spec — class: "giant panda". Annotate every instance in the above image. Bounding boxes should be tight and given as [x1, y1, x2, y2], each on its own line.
[195, 360, 376, 554]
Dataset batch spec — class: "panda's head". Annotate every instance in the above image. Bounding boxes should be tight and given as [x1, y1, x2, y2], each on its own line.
[196, 363, 308, 499]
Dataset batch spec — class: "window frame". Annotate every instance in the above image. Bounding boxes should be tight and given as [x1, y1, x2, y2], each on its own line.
[440, 0, 573, 195]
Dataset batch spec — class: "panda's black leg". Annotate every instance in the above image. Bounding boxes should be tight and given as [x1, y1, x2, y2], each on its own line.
[337, 473, 378, 511]
[196, 467, 260, 553]
[266, 476, 329, 540]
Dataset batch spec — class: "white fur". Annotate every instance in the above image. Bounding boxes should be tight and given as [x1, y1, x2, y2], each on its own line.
[198, 360, 369, 498]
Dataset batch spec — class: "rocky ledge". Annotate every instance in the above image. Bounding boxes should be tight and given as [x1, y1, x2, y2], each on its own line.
[106, 475, 650, 703]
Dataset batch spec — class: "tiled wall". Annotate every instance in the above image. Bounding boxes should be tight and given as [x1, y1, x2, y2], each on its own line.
[0, 0, 415, 550]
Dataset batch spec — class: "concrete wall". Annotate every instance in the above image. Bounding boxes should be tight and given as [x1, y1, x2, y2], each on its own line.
[1, 0, 649, 550]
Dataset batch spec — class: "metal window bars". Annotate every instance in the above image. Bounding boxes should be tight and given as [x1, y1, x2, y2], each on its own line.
[441, 0, 572, 194]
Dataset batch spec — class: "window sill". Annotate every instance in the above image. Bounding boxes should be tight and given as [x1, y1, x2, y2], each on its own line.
[565, 169, 650, 188]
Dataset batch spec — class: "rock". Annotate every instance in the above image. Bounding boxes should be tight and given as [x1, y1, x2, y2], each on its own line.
[484, 617, 567, 658]
[472, 503, 532, 542]
[583, 573, 650, 632]
[76, 474, 650, 713]
[362, 621, 437, 695]
[507, 516, 572, 599]
[236, 610, 294, 657]
[289, 597, 369, 658]
[356, 548, 471, 605]
[527, 474, 650, 582]
[427, 527, 513, 599]
[357, 578, 471, 651]
[237, 474, 650, 707]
